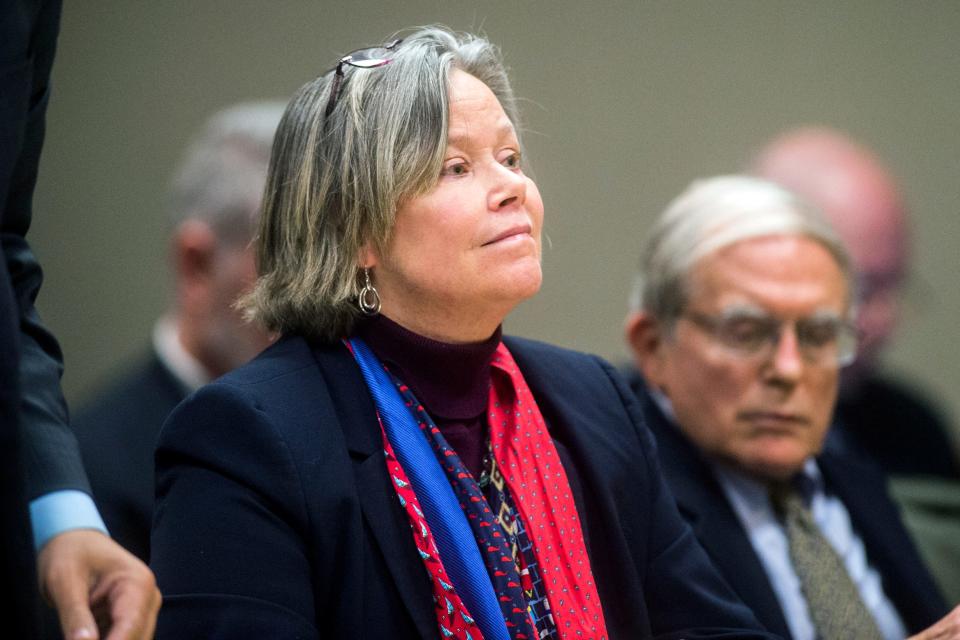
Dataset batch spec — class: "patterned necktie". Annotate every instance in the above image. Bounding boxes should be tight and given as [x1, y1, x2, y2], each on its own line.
[769, 482, 883, 640]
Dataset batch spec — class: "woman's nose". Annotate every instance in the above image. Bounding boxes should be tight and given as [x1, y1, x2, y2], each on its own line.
[488, 163, 526, 210]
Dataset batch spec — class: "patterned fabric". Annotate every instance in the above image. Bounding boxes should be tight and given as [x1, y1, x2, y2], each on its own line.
[769, 483, 884, 640]
[482, 455, 558, 638]
[489, 345, 609, 639]
[392, 377, 540, 640]
[348, 337, 509, 640]
[381, 433, 480, 639]
[349, 337, 608, 640]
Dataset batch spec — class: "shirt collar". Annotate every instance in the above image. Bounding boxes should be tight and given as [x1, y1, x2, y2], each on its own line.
[152, 315, 211, 393]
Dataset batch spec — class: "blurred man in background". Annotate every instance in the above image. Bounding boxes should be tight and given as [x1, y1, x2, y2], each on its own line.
[624, 175, 954, 640]
[753, 126, 960, 603]
[753, 127, 960, 479]
[73, 101, 283, 562]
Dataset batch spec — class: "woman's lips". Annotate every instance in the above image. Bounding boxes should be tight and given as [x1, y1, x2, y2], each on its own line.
[482, 223, 532, 246]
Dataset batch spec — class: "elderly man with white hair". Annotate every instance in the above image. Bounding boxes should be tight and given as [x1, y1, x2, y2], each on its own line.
[623, 175, 957, 640]
[72, 101, 283, 565]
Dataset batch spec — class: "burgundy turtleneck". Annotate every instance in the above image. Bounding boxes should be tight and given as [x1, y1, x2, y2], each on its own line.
[354, 315, 501, 478]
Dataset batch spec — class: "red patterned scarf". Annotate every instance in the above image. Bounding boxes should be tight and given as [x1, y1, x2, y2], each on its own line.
[356, 337, 609, 639]
[488, 344, 609, 638]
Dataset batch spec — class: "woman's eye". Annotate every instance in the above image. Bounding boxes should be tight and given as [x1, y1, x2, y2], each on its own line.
[442, 161, 469, 177]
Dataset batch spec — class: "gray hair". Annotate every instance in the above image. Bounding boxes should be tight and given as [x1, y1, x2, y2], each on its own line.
[630, 174, 852, 326]
[168, 101, 286, 245]
[242, 25, 521, 341]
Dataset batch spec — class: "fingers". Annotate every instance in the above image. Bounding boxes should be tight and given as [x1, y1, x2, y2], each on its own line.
[38, 529, 161, 640]
[46, 571, 96, 640]
[97, 559, 161, 640]
[38, 533, 100, 640]
[908, 603, 960, 640]
[58, 599, 100, 640]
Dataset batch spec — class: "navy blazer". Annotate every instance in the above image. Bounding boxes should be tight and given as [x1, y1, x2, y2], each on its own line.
[627, 370, 948, 639]
[152, 334, 780, 639]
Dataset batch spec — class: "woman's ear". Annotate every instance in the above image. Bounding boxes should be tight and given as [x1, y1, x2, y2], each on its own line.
[358, 240, 378, 269]
[624, 311, 669, 389]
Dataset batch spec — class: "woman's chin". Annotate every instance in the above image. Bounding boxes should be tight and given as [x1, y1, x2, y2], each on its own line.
[502, 263, 543, 302]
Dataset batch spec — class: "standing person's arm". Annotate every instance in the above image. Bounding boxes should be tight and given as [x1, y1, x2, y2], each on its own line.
[2, 1, 160, 638]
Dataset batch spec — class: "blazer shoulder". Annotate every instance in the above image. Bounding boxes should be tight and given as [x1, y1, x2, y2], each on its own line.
[503, 335, 619, 392]
[217, 334, 320, 388]
[161, 334, 366, 463]
[504, 335, 602, 367]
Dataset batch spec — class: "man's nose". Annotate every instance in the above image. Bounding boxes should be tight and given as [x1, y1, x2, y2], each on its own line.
[765, 324, 805, 383]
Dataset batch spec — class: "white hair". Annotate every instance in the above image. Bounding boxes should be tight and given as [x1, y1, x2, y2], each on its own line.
[630, 174, 852, 325]
[168, 101, 286, 245]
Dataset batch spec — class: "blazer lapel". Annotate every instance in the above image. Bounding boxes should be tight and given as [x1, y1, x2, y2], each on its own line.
[638, 387, 793, 639]
[675, 485, 790, 639]
[313, 342, 438, 640]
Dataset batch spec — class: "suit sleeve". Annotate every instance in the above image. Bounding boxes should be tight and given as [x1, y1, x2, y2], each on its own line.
[0, 0, 90, 500]
[151, 382, 320, 639]
[596, 358, 781, 640]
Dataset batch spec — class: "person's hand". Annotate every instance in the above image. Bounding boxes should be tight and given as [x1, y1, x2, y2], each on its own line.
[909, 604, 960, 640]
[37, 529, 161, 640]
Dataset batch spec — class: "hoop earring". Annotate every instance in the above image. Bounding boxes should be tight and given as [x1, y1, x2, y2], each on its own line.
[358, 267, 381, 316]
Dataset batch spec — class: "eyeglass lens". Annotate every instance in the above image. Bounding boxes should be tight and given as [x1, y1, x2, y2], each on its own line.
[685, 311, 856, 367]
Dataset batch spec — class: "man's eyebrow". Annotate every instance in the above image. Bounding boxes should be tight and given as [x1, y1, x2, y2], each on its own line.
[715, 305, 845, 322]
[807, 308, 844, 322]
[715, 303, 767, 320]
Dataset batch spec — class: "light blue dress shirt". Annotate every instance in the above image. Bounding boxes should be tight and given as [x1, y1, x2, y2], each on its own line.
[714, 461, 907, 640]
[649, 389, 907, 640]
[30, 490, 109, 551]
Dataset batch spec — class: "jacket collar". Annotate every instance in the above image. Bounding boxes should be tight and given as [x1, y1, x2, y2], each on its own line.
[309, 338, 438, 639]
[628, 370, 792, 639]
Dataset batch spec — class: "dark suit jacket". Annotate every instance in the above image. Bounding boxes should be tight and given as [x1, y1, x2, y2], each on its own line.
[152, 334, 781, 639]
[626, 370, 948, 639]
[1, 0, 87, 502]
[834, 373, 960, 479]
[74, 352, 187, 563]
[2, 1, 84, 636]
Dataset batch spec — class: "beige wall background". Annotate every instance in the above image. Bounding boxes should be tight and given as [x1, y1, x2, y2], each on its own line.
[31, 1, 960, 445]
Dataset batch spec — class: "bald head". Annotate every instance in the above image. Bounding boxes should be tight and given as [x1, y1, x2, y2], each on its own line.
[753, 127, 908, 373]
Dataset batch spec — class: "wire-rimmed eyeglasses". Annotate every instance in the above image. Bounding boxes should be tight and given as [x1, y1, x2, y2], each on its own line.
[681, 308, 859, 368]
[324, 39, 403, 118]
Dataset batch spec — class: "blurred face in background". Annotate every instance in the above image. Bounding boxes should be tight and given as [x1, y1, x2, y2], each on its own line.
[175, 219, 273, 378]
[828, 183, 907, 379]
[635, 235, 850, 481]
[203, 239, 272, 373]
[751, 127, 908, 383]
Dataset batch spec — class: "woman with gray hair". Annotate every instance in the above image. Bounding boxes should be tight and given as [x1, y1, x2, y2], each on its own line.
[150, 27, 774, 640]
